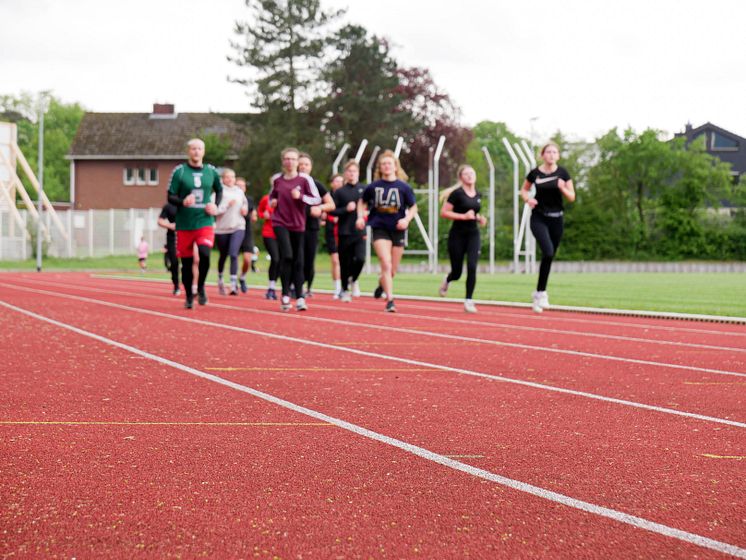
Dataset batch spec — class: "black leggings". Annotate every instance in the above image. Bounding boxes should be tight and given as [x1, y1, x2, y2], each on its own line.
[165, 239, 179, 289]
[303, 229, 319, 290]
[530, 212, 564, 292]
[273, 226, 305, 298]
[263, 236, 280, 282]
[338, 234, 365, 291]
[446, 228, 480, 299]
[216, 230, 245, 276]
[181, 245, 211, 297]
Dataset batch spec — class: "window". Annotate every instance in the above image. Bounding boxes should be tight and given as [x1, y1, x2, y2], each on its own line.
[123, 166, 159, 186]
[711, 132, 738, 151]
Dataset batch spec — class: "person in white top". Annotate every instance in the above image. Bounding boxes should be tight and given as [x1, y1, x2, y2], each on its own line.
[215, 168, 249, 295]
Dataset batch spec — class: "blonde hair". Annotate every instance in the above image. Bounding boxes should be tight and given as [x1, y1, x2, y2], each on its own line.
[343, 159, 359, 171]
[439, 164, 475, 202]
[281, 147, 300, 159]
[374, 150, 408, 181]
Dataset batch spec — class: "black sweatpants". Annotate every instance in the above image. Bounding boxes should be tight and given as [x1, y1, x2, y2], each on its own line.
[530, 212, 564, 292]
[338, 234, 365, 292]
[446, 227, 481, 300]
[165, 238, 179, 289]
[263, 236, 280, 282]
[181, 245, 211, 299]
[273, 226, 305, 298]
[303, 228, 320, 291]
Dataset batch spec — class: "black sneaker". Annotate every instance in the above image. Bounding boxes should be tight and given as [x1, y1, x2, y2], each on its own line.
[239, 278, 248, 293]
[184, 298, 193, 310]
[265, 288, 277, 300]
[374, 284, 384, 299]
[173, 287, 181, 296]
[197, 291, 208, 306]
[385, 300, 396, 313]
[229, 289, 238, 296]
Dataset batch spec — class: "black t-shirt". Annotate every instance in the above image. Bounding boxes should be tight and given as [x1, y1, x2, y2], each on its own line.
[525, 166, 571, 214]
[447, 187, 482, 233]
[244, 195, 255, 234]
[159, 203, 177, 243]
[331, 182, 366, 237]
[305, 180, 329, 231]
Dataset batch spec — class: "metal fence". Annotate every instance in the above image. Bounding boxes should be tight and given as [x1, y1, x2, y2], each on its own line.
[0, 207, 165, 261]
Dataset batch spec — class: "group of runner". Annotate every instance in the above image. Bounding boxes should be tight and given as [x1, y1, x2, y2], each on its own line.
[162, 139, 575, 314]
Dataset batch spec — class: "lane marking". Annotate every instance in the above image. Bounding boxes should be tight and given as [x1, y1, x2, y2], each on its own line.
[49, 276, 746, 349]
[6, 280, 745, 380]
[0, 421, 332, 427]
[700, 454, 745, 461]
[684, 382, 746, 386]
[445, 454, 485, 459]
[2, 299, 744, 559]
[1, 291, 744, 429]
[205, 367, 436, 372]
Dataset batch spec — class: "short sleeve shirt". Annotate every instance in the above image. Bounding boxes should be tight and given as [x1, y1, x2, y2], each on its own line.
[363, 179, 417, 231]
[525, 166, 571, 214]
[159, 203, 177, 243]
[447, 187, 482, 233]
[167, 163, 223, 230]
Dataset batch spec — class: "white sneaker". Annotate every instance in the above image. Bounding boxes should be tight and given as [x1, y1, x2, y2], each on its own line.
[439, 276, 449, 297]
[352, 281, 361, 297]
[280, 296, 291, 312]
[340, 290, 352, 303]
[332, 290, 340, 300]
[217, 279, 226, 296]
[464, 299, 477, 313]
[532, 291, 544, 313]
[538, 291, 550, 309]
[296, 297, 308, 311]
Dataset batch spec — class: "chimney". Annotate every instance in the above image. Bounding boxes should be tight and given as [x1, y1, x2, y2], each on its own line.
[150, 103, 177, 119]
[685, 122, 693, 135]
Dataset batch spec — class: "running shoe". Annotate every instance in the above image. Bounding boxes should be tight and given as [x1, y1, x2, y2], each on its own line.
[289, 286, 297, 299]
[464, 299, 477, 313]
[352, 281, 361, 297]
[229, 289, 238, 296]
[198, 291, 208, 306]
[332, 290, 341, 300]
[531, 291, 543, 313]
[340, 290, 352, 303]
[385, 300, 396, 313]
[218, 280, 226, 296]
[184, 297, 193, 310]
[239, 278, 248, 293]
[303, 290, 313, 299]
[373, 284, 384, 299]
[280, 296, 292, 312]
[538, 291, 550, 309]
[265, 288, 277, 300]
[173, 288, 181, 296]
[439, 276, 449, 297]
[296, 297, 308, 311]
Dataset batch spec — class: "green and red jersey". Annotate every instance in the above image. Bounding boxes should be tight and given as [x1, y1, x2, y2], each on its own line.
[167, 163, 223, 231]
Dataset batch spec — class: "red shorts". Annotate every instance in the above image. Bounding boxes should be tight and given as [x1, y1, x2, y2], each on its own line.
[176, 226, 215, 258]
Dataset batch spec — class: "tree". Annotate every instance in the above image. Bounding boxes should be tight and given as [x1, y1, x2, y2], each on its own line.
[229, 0, 344, 120]
[0, 92, 85, 202]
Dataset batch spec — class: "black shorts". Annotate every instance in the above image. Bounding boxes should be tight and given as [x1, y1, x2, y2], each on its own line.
[240, 229, 254, 253]
[325, 228, 338, 254]
[372, 228, 405, 247]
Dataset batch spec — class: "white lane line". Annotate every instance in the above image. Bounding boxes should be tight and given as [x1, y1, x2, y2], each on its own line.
[1, 285, 744, 429]
[2, 299, 744, 560]
[13, 279, 744, 380]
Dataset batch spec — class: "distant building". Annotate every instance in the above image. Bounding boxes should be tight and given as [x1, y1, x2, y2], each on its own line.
[676, 122, 746, 185]
[66, 104, 248, 209]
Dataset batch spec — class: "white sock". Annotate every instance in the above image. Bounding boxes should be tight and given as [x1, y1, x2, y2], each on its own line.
[334, 279, 341, 291]
[269, 280, 276, 289]
[230, 275, 237, 288]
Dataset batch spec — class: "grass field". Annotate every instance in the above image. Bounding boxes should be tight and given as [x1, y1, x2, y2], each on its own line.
[3, 254, 742, 317]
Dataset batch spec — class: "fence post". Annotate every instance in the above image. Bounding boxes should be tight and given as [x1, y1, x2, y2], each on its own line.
[481, 146, 496, 274]
[109, 208, 114, 255]
[88, 208, 94, 257]
[66, 210, 73, 258]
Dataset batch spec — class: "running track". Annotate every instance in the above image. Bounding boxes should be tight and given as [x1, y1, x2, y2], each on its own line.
[1, 272, 744, 559]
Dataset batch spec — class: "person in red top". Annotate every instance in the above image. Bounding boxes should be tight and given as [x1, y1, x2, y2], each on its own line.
[258, 193, 279, 300]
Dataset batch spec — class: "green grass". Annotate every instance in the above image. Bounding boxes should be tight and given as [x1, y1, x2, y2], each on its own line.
[2, 255, 744, 317]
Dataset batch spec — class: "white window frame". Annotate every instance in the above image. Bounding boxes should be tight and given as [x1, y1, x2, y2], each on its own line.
[147, 167, 159, 185]
[123, 167, 135, 185]
[136, 167, 147, 185]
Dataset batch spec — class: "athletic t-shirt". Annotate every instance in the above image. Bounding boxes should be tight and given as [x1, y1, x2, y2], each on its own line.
[257, 195, 275, 239]
[269, 173, 321, 232]
[167, 163, 223, 231]
[363, 179, 416, 231]
[331, 182, 366, 237]
[447, 187, 482, 233]
[305, 180, 329, 232]
[525, 166, 571, 215]
[244, 195, 256, 235]
[159, 203, 177, 243]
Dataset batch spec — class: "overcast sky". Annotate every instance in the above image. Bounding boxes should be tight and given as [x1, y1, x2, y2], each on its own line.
[2, 0, 745, 143]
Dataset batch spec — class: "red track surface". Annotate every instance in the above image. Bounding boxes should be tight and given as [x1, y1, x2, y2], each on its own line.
[1, 272, 745, 559]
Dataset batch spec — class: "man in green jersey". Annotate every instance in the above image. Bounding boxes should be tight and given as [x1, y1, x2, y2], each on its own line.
[167, 138, 223, 309]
